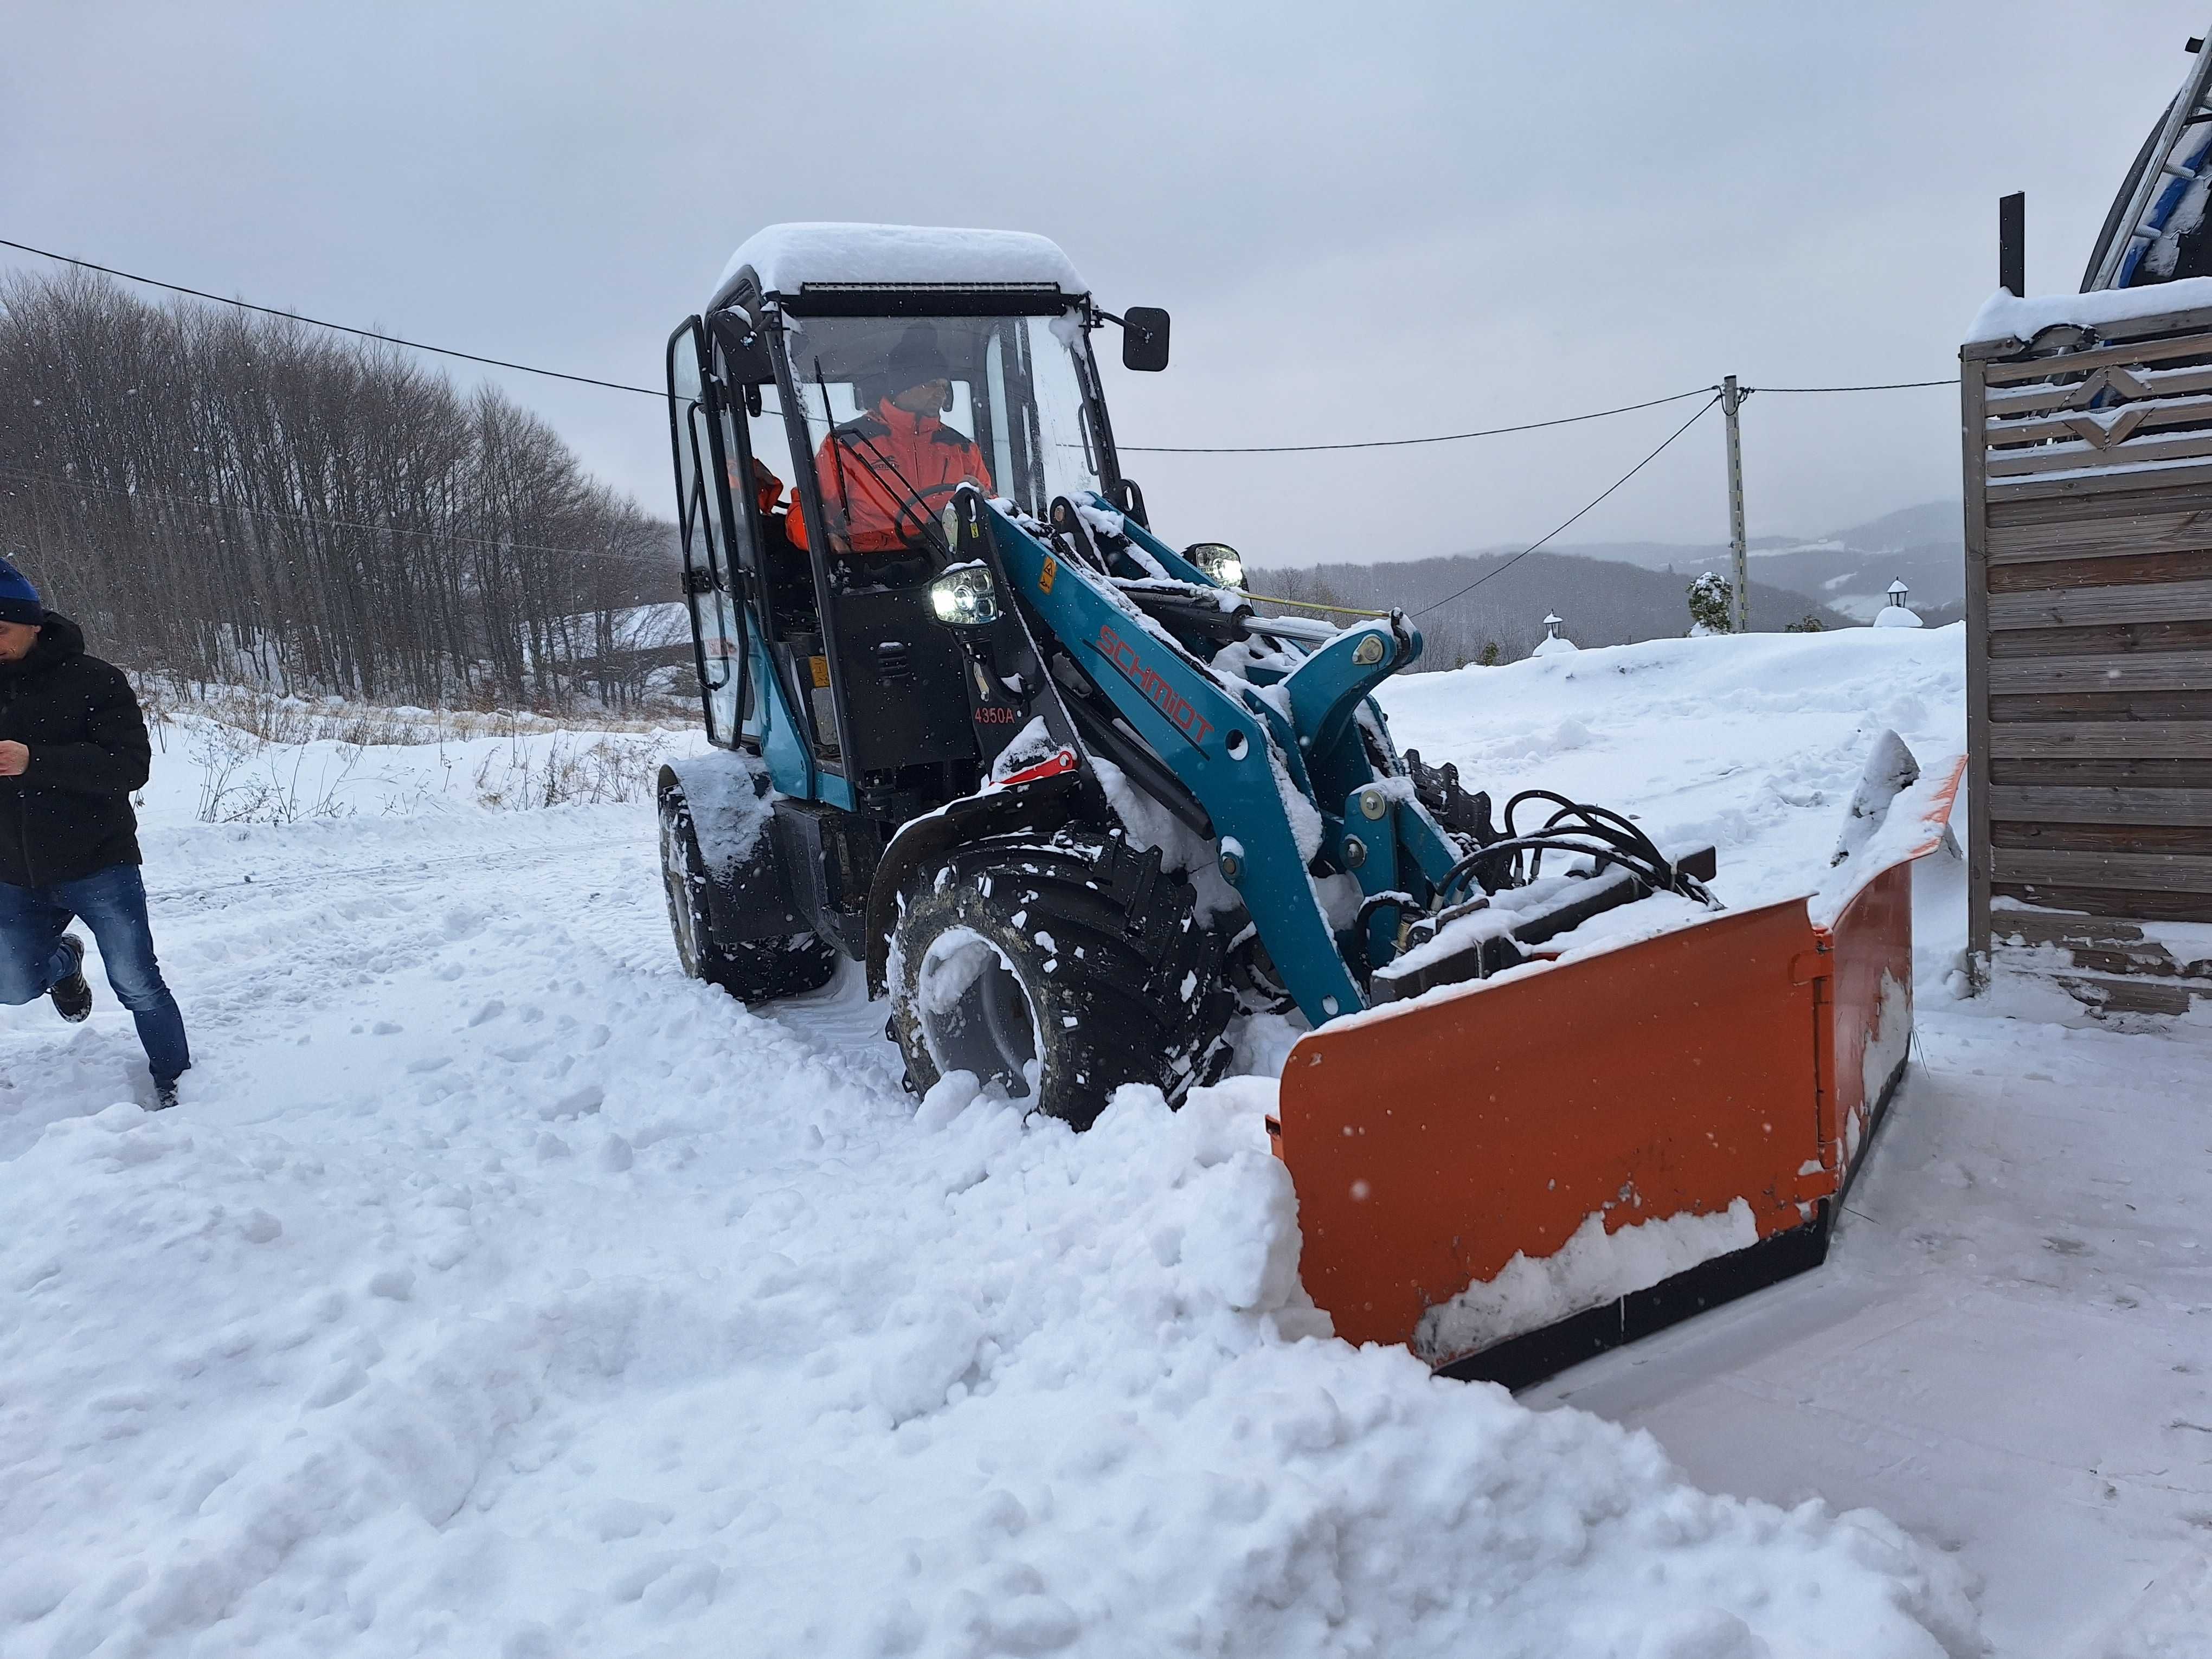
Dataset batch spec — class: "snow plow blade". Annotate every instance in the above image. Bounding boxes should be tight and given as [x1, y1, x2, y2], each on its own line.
[1276, 748, 1963, 1390]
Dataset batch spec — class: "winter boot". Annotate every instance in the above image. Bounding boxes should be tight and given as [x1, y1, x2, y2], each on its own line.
[152, 1076, 179, 1111]
[49, 934, 92, 1024]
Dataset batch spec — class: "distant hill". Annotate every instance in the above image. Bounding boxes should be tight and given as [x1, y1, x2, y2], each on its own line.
[1251, 501, 1962, 661]
[1823, 501, 1962, 548]
[1247, 549, 1855, 668]
[1747, 501, 1963, 621]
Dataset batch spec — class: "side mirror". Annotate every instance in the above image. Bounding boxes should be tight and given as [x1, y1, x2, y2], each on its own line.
[1185, 543, 1244, 590]
[708, 308, 776, 393]
[1121, 306, 1171, 372]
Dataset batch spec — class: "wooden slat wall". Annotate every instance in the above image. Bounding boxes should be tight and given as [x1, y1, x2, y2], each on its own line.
[1965, 307, 2212, 1009]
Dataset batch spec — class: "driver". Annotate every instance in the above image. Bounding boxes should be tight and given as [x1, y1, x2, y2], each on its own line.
[788, 326, 995, 555]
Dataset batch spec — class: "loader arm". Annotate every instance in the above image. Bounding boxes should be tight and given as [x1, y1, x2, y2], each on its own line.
[1105, 510, 1467, 919]
[975, 494, 1452, 1025]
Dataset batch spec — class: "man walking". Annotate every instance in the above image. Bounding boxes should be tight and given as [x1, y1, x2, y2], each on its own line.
[0, 554, 189, 1108]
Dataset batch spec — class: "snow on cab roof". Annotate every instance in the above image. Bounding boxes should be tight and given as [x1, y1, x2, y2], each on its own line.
[1966, 275, 2212, 344]
[712, 222, 1088, 306]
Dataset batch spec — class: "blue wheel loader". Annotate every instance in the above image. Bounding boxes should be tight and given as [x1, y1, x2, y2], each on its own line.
[658, 223, 1959, 1387]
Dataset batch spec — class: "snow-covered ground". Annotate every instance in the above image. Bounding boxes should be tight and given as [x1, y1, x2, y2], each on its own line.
[1384, 628, 2212, 1657]
[1, 625, 2198, 1655]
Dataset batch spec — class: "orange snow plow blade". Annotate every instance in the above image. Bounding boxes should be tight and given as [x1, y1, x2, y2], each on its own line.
[1276, 751, 1963, 1389]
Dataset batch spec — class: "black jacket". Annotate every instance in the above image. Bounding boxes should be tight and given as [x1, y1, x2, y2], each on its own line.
[0, 613, 151, 888]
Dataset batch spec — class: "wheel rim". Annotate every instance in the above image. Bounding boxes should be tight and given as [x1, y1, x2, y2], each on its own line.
[915, 929, 1039, 1101]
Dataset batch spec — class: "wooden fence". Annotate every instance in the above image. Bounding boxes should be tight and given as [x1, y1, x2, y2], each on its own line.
[1964, 299, 2212, 1015]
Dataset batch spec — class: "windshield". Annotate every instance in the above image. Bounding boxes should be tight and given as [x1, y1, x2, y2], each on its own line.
[773, 310, 1102, 549]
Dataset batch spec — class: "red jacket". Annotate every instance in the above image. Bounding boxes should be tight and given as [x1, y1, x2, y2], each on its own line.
[788, 400, 995, 553]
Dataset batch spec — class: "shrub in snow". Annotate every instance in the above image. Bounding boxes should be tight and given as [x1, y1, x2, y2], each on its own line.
[470, 731, 667, 809]
[1686, 571, 1733, 636]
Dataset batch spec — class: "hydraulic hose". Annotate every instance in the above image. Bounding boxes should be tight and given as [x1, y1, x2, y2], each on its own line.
[1433, 783, 1719, 906]
[1353, 889, 1417, 935]
[1436, 835, 1680, 906]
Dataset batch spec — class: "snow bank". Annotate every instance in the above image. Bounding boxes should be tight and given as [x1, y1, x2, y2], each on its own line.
[0, 1068, 1978, 1656]
[1378, 625, 1966, 925]
[716, 222, 1087, 303]
[0, 641, 1990, 1654]
[143, 701, 705, 831]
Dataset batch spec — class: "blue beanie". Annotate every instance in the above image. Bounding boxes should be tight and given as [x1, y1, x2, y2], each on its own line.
[0, 557, 40, 627]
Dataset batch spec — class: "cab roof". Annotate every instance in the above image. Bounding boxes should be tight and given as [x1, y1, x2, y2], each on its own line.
[710, 223, 1088, 312]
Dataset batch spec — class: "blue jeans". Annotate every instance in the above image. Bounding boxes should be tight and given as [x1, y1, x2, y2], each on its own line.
[0, 863, 191, 1085]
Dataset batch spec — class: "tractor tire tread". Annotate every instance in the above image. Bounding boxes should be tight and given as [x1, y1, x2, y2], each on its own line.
[891, 825, 1231, 1128]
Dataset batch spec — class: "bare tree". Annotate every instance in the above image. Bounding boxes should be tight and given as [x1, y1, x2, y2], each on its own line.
[0, 269, 678, 709]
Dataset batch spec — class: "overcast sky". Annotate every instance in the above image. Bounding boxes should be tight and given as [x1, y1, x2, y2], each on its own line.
[5, 3, 2209, 568]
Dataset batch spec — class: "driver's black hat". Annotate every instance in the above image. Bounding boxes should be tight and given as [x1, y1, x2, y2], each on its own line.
[884, 326, 950, 395]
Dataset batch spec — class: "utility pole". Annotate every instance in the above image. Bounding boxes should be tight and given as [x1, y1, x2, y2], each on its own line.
[1722, 374, 1748, 632]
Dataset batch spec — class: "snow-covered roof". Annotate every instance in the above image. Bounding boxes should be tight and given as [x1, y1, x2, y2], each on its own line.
[712, 223, 1088, 306]
[1966, 276, 2212, 344]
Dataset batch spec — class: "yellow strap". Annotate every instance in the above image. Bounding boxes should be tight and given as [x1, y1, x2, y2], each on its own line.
[1243, 591, 1394, 619]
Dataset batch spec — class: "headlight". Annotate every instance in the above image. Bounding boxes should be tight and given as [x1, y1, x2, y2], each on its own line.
[929, 565, 1000, 627]
[1187, 542, 1245, 589]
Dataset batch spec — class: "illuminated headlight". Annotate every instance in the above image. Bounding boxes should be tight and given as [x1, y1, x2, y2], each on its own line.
[929, 565, 1000, 627]
[1187, 542, 1245, 589]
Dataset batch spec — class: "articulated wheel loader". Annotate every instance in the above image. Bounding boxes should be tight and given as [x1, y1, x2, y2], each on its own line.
[658, 223, 1963, 1386]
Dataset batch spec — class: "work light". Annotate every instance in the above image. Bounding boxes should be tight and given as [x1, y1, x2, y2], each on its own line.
[929, 565, 1000, 628]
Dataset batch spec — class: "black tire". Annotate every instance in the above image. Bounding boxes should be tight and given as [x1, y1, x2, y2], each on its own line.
[889, 826, 1232, 1129]
[659, 781, 838, 1004]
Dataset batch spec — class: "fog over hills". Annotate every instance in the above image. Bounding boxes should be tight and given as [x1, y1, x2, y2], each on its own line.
[1249, 501, 1963, 665]
[1248, 551, 1861, 669]
[1523, 499, 1965, 619]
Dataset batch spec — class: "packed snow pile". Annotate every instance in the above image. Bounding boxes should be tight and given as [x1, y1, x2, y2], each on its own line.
[0, 631, 1994, 1656]
[1529, 612, 1579, 658]
[1872, 582, 1922, 631]
[1415, 1201, 1761, 1365]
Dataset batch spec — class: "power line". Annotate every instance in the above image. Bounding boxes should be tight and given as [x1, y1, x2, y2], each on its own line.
[1747, 377, 1957, 393]
[0, 235, 663, 398]
[1411, 394, 1724, 619]
[1118, 387, 1718, 454]
[0, 234, 1961, 452]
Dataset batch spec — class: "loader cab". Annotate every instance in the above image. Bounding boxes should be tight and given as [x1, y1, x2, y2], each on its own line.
[665, 225, 1156, 825]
